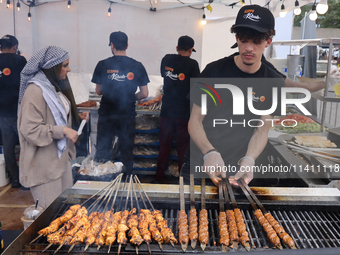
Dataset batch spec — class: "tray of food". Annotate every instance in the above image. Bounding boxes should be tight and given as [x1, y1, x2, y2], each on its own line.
[273, 114, 321, 134]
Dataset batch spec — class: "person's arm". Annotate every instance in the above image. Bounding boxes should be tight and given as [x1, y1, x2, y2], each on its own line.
[189, 103, 226, 185]
[229, 114, 273, 187]
[95, 84, 102, 95]
[135, 85, 148, 100]
[285, 77, 326, 92]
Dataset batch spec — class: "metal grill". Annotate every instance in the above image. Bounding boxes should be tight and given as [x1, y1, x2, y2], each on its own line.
[25, 201, 340, 254]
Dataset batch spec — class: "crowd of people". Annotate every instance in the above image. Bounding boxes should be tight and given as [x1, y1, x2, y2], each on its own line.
[0, 4, 327, 208]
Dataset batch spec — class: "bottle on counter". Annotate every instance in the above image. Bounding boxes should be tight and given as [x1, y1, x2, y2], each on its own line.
[294, 65, 302, 81]
[0, 221, 3, 253]
[281, 63, 288, 76]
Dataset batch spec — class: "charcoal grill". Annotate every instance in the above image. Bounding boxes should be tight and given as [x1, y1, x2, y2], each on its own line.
[3, 182, 340, 254]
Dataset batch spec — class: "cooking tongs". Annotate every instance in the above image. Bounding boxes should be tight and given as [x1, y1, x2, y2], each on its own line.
[225, 179, 251, 251]
[238, 178, 297, 250]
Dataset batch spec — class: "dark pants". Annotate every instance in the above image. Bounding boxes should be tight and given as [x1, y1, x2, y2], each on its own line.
[0, 116, 19, 181]
[95, 114, 135, 175]
[156, 117, 190, 183]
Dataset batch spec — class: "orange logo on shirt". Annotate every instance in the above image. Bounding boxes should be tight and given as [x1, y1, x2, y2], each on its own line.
[178, 73, 185, 81]
[3, 68, 11, 76]
[127, 72, 135, 80]
[165, 66, 174, 72]
[107, 70, 119, 73]
[260, 96, 265, 102]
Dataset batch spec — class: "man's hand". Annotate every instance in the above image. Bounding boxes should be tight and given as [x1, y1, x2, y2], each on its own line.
[324, 66, 340, 87]
[203, 152, 226, 186]
[79, 112, 90, 122]
[63, 127, 78, 143]
[229, 157, 254, 187]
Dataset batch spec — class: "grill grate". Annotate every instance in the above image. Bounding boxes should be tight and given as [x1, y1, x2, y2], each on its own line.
[28, 202, 340, 253]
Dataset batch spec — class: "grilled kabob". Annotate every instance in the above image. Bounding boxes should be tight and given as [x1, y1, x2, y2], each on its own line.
[254, 209, 281, 247]
[84, 212, 106, 250]
[105, 211, 122, 247]
[198, 209, 209, 247]
[189, 208, 198, 246]
[264, 213, 295, 248]
[178, 210, 189, 246]
[141, 209, 164, 244]
[226, 209, 239, 246]
[138, 213, 152, 244]
[152, 210, 178, 245]
[234, 208, 250, 247]
[117, 210, 130, 245]
[95, 210, 114, 248]
[68, 213, 92, 253]
[218, 211, 230, 246]
[127, 208, 144, 246]
[38, 204, 81, 236]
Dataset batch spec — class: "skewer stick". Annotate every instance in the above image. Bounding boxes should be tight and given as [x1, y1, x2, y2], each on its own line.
[107, 243, 112, 254]
[170, 240, 175, 247]
[134, 176, 148, 209]
[29, 233, 43, 244]
[42, 243, 53, 253]
[158, 242, 163, 251]
[118, 175, 129, 211]
[118, 243, 122, 255]
[147, 242, 151, 254]
[97, 245, 101, 250]
[134, 175, 155, 211]
[54, 241, 66, 254]
[222, 244, 228, 253]
[68, 243, 75, 253]
[84, 244, 90, 251]
[111, 174, 122, 211]
[136, 246, 139, 254]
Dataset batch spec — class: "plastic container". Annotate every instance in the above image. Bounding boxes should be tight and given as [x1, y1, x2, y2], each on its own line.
[0, 154, 10, 187]
[21, 204, 44, 230]
[287, 55, 305, 80]
[294, 65, 303, 81]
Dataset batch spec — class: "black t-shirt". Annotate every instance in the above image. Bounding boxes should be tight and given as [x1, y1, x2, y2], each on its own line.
[160, 54, 200, 119]
[190, 55, 285, 163]
[92, 56, 149, 115]
[0, 53, 27, 117]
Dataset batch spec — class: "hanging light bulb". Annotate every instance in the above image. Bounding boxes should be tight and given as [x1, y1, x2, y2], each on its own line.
[279, 4, 286, 18]
[316, 0, 328, 14]
[201, 14, 207, 25]
[17, 1, 20, 12]
[108, 7, 111, 17]
[309, 3, 318, 20]
[6, 0, 10, 8]
[67, 0, 71, 9]
[28, 11, 31, 21]
[293, 0, 301, 15]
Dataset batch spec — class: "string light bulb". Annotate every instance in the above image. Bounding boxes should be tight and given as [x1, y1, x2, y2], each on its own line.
[67, 0, 71, 9]
[309, 3, 318, 20]
[293, 0, 301, 15]
[17, 1, 21, 12]
[279, 4, 286, 18]
[201, 14, 207, 25]
[316, 0, 328, 14]
[28, 11, 31, 21]
[108, 7, 111, 16]
[6, 0, 10, 8]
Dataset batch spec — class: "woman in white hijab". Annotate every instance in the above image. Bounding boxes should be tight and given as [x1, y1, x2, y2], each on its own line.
[18, 46, 89, 208]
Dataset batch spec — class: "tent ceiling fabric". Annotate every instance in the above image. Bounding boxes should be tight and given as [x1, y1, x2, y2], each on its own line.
[35, 0, 315, 18]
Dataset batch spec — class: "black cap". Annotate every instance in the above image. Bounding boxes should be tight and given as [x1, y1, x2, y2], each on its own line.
[0, 35, 18, 49]
[109, 31, 128, 47]
[177, 35, 196, 52]
[231, 42, 238, 49]
[232, 5, 275, 33]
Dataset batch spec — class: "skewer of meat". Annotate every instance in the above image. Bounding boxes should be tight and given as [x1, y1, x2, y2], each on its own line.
[31, 204, 81, 244]
[234, 208, 250, 249]
[218, 211, 230, 248]
[189, 174, 198, 249]
[117, 210, 130, 255]
[84, 212, 106, 251]
[53, 207, 88, 254]
[68, 212, 93, 253]
[127, 208, 143, 254]
[226, 210, 239, 249]
[254, 209, 281, 247]
[198, 209, 209, 250]
[138, 212, 152, 254]
[152, 210, 177, 246]
[141, 209, 164, 250]
[264, 212, 296, 249]
[95, 210, 114, 250]
[106, 211, 122, 253]
[178, 210, 189, 250]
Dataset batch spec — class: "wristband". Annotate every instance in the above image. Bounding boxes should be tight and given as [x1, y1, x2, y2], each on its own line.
[237, 156, 255, 166]
[204, 148, 219, 155]
[203, 151, 220, 161]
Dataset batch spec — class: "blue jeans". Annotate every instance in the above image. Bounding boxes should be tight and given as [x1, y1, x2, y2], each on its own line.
[0, 116, 19, 181]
